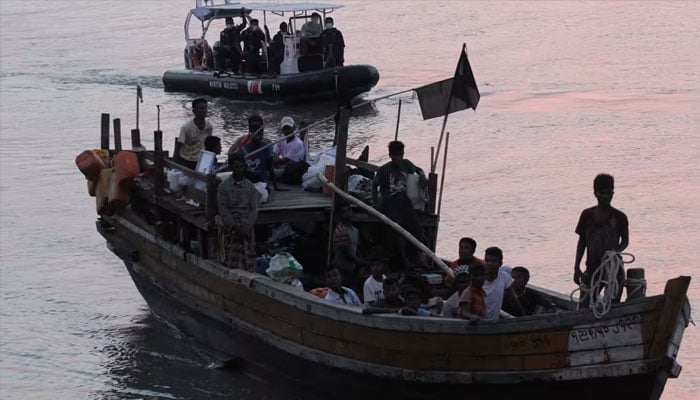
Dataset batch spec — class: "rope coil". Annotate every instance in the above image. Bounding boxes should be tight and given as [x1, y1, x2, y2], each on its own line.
[571, 251, 635, 319]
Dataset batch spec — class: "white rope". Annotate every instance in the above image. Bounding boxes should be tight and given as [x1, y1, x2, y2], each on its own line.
[571, 251, 635, 319]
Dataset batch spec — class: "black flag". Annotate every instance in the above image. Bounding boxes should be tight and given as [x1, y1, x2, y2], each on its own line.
[415, 45, 480, 120]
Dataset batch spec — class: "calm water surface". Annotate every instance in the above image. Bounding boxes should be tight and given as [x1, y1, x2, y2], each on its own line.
[1, 1, 699, 399]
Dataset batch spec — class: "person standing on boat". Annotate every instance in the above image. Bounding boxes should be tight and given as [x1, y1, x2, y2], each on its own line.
[217, 153, 259, 271]
[240, 19, 266, 74]
[320, 17, 345, 68]
[482, 247, 525, 319]
[176, 98, 212, 170]
[372, 141, 427, 268]
[220, 17, 246, 74]
[332, 204, 368, 291]
[574, 173, 629, 305]
[301, 12, 323, 38]
[269, 22, 288, 74]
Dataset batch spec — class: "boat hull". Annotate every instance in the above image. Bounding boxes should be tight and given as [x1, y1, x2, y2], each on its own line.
[162, 65, 380, 102]
[99, 214, 691, 400]
[121, 255, 674, 400]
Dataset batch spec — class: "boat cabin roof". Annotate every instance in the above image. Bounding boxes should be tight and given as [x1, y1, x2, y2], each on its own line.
[192, 1, 344, 22]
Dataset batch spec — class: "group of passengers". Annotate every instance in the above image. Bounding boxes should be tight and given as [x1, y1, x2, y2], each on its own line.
[218, 13, 345, 75]
[172, 98, 626, 320]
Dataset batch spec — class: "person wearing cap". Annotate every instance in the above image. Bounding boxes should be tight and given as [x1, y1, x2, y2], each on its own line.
[273, 116, 305, 165]
[220, 16, 246, 73]
[441, 265, 471, 318]
[240, 18, 266, 74]
[320, 17, 345, 67]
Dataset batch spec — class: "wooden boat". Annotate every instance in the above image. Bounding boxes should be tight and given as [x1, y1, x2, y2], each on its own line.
[163, 1, 380, 102]
[81, 108, 691, 400]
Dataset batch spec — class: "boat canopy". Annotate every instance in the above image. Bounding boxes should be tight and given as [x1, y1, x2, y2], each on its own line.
[192, 1, 344, 22]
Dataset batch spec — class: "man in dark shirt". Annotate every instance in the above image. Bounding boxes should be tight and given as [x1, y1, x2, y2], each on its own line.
[504, 266, 549, 315]
[220, 17, 246, 73]
[372, 141, 428, 269]
[574, 173, 629, 305]
[320, 17, 345, 67]
[240, 19, 266, 74]
[269, 22, 288, 74]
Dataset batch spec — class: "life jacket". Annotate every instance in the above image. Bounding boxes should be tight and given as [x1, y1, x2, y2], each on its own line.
[192, 40, 214, 71]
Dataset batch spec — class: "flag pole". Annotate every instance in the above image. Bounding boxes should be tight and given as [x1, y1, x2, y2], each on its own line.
[431, 43, 465, 173]
[394, 99, 402, 141]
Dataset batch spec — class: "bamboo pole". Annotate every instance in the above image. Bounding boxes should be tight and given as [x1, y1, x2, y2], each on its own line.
[318, 173, 454, 278]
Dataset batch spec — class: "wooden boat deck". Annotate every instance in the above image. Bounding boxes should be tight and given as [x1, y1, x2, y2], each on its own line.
[261, 184, 331, 211]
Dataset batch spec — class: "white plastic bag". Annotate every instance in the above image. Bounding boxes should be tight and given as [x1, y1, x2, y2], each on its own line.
[266, 252, 304, 284]
[347, 174, 369, 193]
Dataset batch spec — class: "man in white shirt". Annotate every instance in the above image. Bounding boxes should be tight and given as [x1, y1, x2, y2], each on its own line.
[482, 246, 524, 320]
[363, 255, 387, 306]
[273, 116, 305, 164]
[324, 267, 362, 307]
[177, 98, 212, 170]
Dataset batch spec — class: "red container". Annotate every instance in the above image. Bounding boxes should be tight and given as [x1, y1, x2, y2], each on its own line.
[75, 149, 109, 181]
[113, 151, 140, 190]
[323, 165, 335, 195]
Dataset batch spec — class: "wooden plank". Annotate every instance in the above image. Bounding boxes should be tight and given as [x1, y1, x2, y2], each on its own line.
[100, 113, 110, 150]
[346, 158, 379, 172]
[113, 118, 122, 152]
[649, 276, 691, 359]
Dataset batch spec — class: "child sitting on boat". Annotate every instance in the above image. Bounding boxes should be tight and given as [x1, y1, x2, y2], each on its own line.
[398, 288, 433, 317]
[361, 278, 404, 315]
[460, 263, 486, 322]
[442, 265, 471, 318]
[362, 253, 388, 306]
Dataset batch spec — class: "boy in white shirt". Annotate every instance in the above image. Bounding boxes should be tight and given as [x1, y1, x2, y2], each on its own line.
[363, 255, 387, 306]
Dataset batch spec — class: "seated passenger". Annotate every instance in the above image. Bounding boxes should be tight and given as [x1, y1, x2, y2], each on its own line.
[236, 118, 283, 191]
[217, 154, 259, 271]
[446, 237, 485, 283]
[176, 98, 212, 170]
[459, 263, 486, 322]
[362, 278, 404, 315]
[203, 135, 222, 172]
[482, 247, 525, 319]
[503, 266, 549, 316]
[362, 254, 387, 306]
[398, 288, 432, 316]
[442, 265, 470, 318]
[229, 115, 263, 154]
[320, 17, 345, 67]
[324, 266, 362, 307]
[273, 116, 306, 168]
